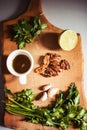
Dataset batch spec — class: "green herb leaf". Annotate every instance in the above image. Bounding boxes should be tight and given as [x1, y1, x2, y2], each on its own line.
[11, 16, 47, 49]
[4, 88, 13, 96]
[4, 83, 87, 130]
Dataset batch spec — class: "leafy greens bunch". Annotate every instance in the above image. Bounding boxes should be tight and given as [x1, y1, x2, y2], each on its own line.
[11, 16, 47, 49]
[4, 83, 87, 130]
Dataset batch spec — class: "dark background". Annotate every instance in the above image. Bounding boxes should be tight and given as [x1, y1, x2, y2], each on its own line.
[0, 0, 30, 22]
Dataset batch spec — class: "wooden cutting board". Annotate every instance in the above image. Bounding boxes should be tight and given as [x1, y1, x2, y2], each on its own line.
[1, 0, 87, 129]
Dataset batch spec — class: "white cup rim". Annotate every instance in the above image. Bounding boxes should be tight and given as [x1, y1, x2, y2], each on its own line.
[6, 49, 34, 77]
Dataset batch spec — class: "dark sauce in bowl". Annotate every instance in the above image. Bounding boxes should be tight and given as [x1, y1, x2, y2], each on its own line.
[13, 54, 31, 74]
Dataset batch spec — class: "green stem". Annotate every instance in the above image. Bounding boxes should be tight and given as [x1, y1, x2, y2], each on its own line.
[8, 97, 34, 112]
[6, 101, 43, 119]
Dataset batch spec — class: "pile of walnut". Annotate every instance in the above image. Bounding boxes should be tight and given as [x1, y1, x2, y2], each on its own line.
[35, 53, 70, 77]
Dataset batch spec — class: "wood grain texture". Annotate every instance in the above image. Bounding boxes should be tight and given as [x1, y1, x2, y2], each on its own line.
[1, 0, 87, 129]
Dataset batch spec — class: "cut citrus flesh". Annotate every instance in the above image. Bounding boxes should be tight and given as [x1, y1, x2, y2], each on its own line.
[58, 30, 78, 51]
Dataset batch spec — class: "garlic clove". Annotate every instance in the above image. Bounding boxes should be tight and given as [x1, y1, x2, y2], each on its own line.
[42, 84, 52, 91]
[48, 88, 59, 98]
[40, 92, 48, 101]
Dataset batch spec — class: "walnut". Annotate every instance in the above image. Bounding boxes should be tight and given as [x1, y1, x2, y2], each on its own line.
[43, 53, 50, 66]
[44, 66, 58, 77]
[60, 59, 70, 70]
[35, 53, 70, 77]
[34, 64, 46, 74]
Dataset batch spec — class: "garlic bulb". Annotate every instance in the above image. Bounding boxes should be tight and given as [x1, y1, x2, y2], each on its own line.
[48, 88, 59, 98]
[40, 92, 48, 101]
[42, 84, 52, 91]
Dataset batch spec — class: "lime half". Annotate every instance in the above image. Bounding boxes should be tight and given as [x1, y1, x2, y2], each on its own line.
[58, 30, 78, 51]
